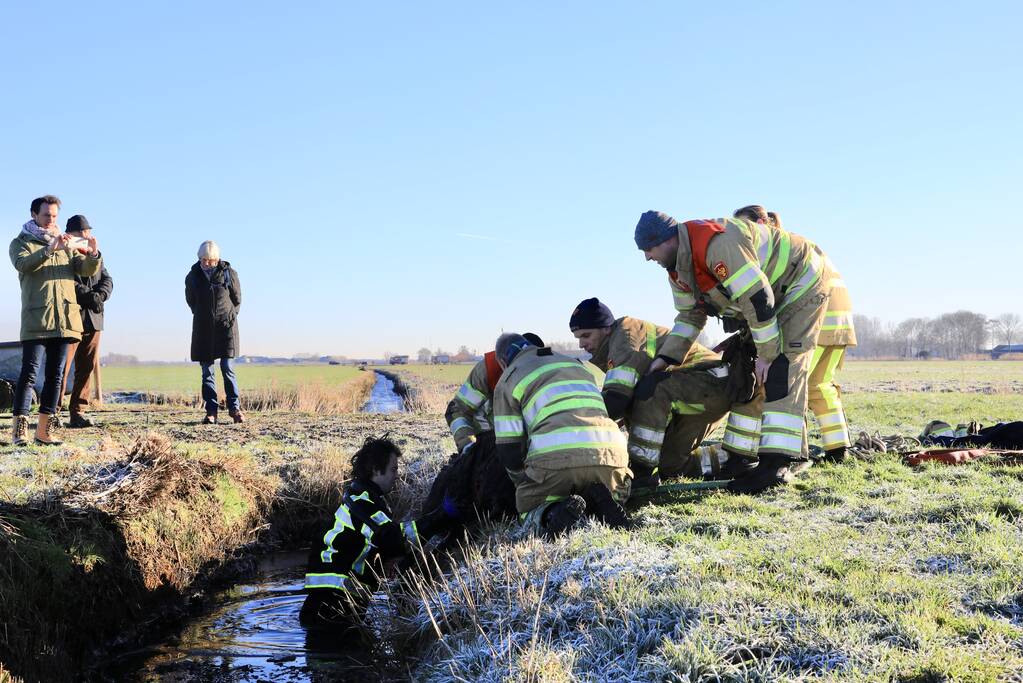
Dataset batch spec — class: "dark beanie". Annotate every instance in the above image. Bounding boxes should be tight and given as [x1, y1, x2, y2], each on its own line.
[523, 332, 544, 347]
[65, 215, 92, 233]
[569, 298, 615, 331]
[634, 210, 679, 250]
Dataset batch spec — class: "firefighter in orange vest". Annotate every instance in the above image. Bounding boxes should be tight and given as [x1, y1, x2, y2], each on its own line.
[445, 333, 544, 454]
[733, 205, 856, 462]
[634, 210, 832, 493]
[569, 297, 754, 487]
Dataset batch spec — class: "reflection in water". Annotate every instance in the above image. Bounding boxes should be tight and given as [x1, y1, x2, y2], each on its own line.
[112, 553, 406, 682]
[361, 372, 407, 413]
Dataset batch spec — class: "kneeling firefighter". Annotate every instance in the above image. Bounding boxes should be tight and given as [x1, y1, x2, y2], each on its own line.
[493, 333, 633, 537]
[569, 297, 755, 487]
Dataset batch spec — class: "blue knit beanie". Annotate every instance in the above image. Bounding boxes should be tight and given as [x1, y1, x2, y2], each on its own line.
[634, 210, 680, 250]
[569, 298, 615, 331]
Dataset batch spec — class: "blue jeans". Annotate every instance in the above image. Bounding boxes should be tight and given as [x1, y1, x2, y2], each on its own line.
[200, 358, 240, 414]
[14, 339, 70, 416]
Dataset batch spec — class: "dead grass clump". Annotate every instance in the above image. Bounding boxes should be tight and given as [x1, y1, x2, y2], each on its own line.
[129, 372, 378, 414]
[384, 370, 455, 413]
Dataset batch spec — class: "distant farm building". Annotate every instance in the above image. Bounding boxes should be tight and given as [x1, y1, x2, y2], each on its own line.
[389, 355, 409, 365]
[991, 344, 1023, 359]
[432, 354, 451, 364]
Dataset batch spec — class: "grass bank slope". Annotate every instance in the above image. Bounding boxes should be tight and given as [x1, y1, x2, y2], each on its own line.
[405, 454, 1023, 682]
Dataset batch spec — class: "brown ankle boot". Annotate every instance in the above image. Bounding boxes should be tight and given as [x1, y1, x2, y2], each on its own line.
[229, 410, 245, 424]
[11, 415, 29, 446]
[35, 413, 63, 446]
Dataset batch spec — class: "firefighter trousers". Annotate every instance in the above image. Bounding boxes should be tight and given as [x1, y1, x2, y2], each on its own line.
[626, 365, 733, 476]
[808, 345, 850, 451]
[721, 286, 829, 461]
[518, 463, 631, 532]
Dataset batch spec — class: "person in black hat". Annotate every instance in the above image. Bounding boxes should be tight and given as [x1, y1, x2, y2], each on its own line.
[58, 215, 113, 428]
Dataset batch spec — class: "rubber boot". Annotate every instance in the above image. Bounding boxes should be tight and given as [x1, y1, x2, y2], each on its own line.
[581, 483, 632, 530]
[11, 415, 29, 446]
[630, 462, 660, 490]
[34, 413, 63, 446]
[727, 453, 793, 494]
[541, 495, 586, 539]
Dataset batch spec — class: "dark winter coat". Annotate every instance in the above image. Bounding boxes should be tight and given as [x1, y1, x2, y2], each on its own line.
[185, 261, 241, 362]
[75, 265, 114, 333]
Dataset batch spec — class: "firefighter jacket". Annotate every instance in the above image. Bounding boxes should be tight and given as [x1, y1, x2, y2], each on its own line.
[445, 352, 503, 451]
[660, 217, 829, 366]
[588, 316, 719, 405]
[304, 479, 418, 594]
[493, 346, 628, 473]
[818, 257, 856, 347]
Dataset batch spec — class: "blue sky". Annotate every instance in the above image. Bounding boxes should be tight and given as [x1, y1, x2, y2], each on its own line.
[2, 1, 1020, 360]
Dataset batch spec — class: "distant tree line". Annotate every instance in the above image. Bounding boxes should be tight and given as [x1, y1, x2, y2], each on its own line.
[851, 311, 1021, 359]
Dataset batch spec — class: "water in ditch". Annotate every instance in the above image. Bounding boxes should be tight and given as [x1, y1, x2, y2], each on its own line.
[361, 371, 407, 413]
[106, 552, 408, 682]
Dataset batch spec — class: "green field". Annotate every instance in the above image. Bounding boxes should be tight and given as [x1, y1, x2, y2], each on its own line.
[99, 364, 365, 394]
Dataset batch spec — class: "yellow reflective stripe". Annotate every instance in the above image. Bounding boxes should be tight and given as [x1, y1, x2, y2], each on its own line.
[670, 401, 705, 415]
[759, 432, 803, 454]
[605, 367, 640, 388]
[528, 426, 625, 457]
[645, 322, 657, 358]
[672, 285, 696, 311]
[401, 520, 418, 544]
[304, 573, 349, 590]
[628, 443, 660, 466]
[450, 417, 473, 436]
[530, 397, 607, 428]
[821, 311, 854, 331]
[522, 380, 600, 424]
[751, 319, 780, 345]
[763, 411, 804, 433]
[320, 503, 355, 563]
[456, 382, 486, 408]
[350, 491, 371, 503]
[728, 413, 761, 434]
[512, 362, 581, 401]
[670, 321, 699, 339]
[723, 262, 768, 299]
[632, 425, 665, 444]
[768, 231, 791, 284]
[370, 510, 390, 525]
[723, 430, 757, 454]
[494, 416, 524, 437]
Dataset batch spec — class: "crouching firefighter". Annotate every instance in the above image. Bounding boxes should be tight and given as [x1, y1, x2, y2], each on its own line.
[634, 211, 832, 494]
[492, 333, 633, 537]
[569, 297, 755, 487]
[445, 333, 544, 454]
[300, 436, 451, 637]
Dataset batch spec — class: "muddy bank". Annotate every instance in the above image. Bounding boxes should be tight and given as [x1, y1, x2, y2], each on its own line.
[0, 407, 452, 683]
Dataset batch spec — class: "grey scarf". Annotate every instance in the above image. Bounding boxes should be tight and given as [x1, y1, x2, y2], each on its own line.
[21, 220, 56, 244]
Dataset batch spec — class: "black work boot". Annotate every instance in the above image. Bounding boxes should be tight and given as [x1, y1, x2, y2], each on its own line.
[717, 450, 759, 480]
[541, 495, 587, 539]
[69, 413, 95, 428]
[821, 447, 846, 464]
[630, 462, 660, 490]
[727, 453, 794, 494]
[581, 483, 633, 530]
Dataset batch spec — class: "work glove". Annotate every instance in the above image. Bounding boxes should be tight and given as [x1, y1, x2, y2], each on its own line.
[633, 370, 669, 402]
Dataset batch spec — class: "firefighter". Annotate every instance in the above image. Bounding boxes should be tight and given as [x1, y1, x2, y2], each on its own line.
[733, 205, 856, 462]
[634, 210, 832, 493]
[492, 333, 632, 537]
[445, 333, 544, 454]
[300, 436, 450, 637]
[568, 297, 755, 487]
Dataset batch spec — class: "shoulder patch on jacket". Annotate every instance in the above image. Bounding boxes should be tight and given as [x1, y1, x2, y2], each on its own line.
[713, 262, 729, 281]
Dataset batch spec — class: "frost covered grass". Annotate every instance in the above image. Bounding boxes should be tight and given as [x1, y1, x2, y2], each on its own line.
[394, 454, 1023, 681]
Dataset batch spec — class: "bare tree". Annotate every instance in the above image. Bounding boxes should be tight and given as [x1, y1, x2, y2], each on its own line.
[417, 347, 432, 363]
[994, 313, 1022, 347]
